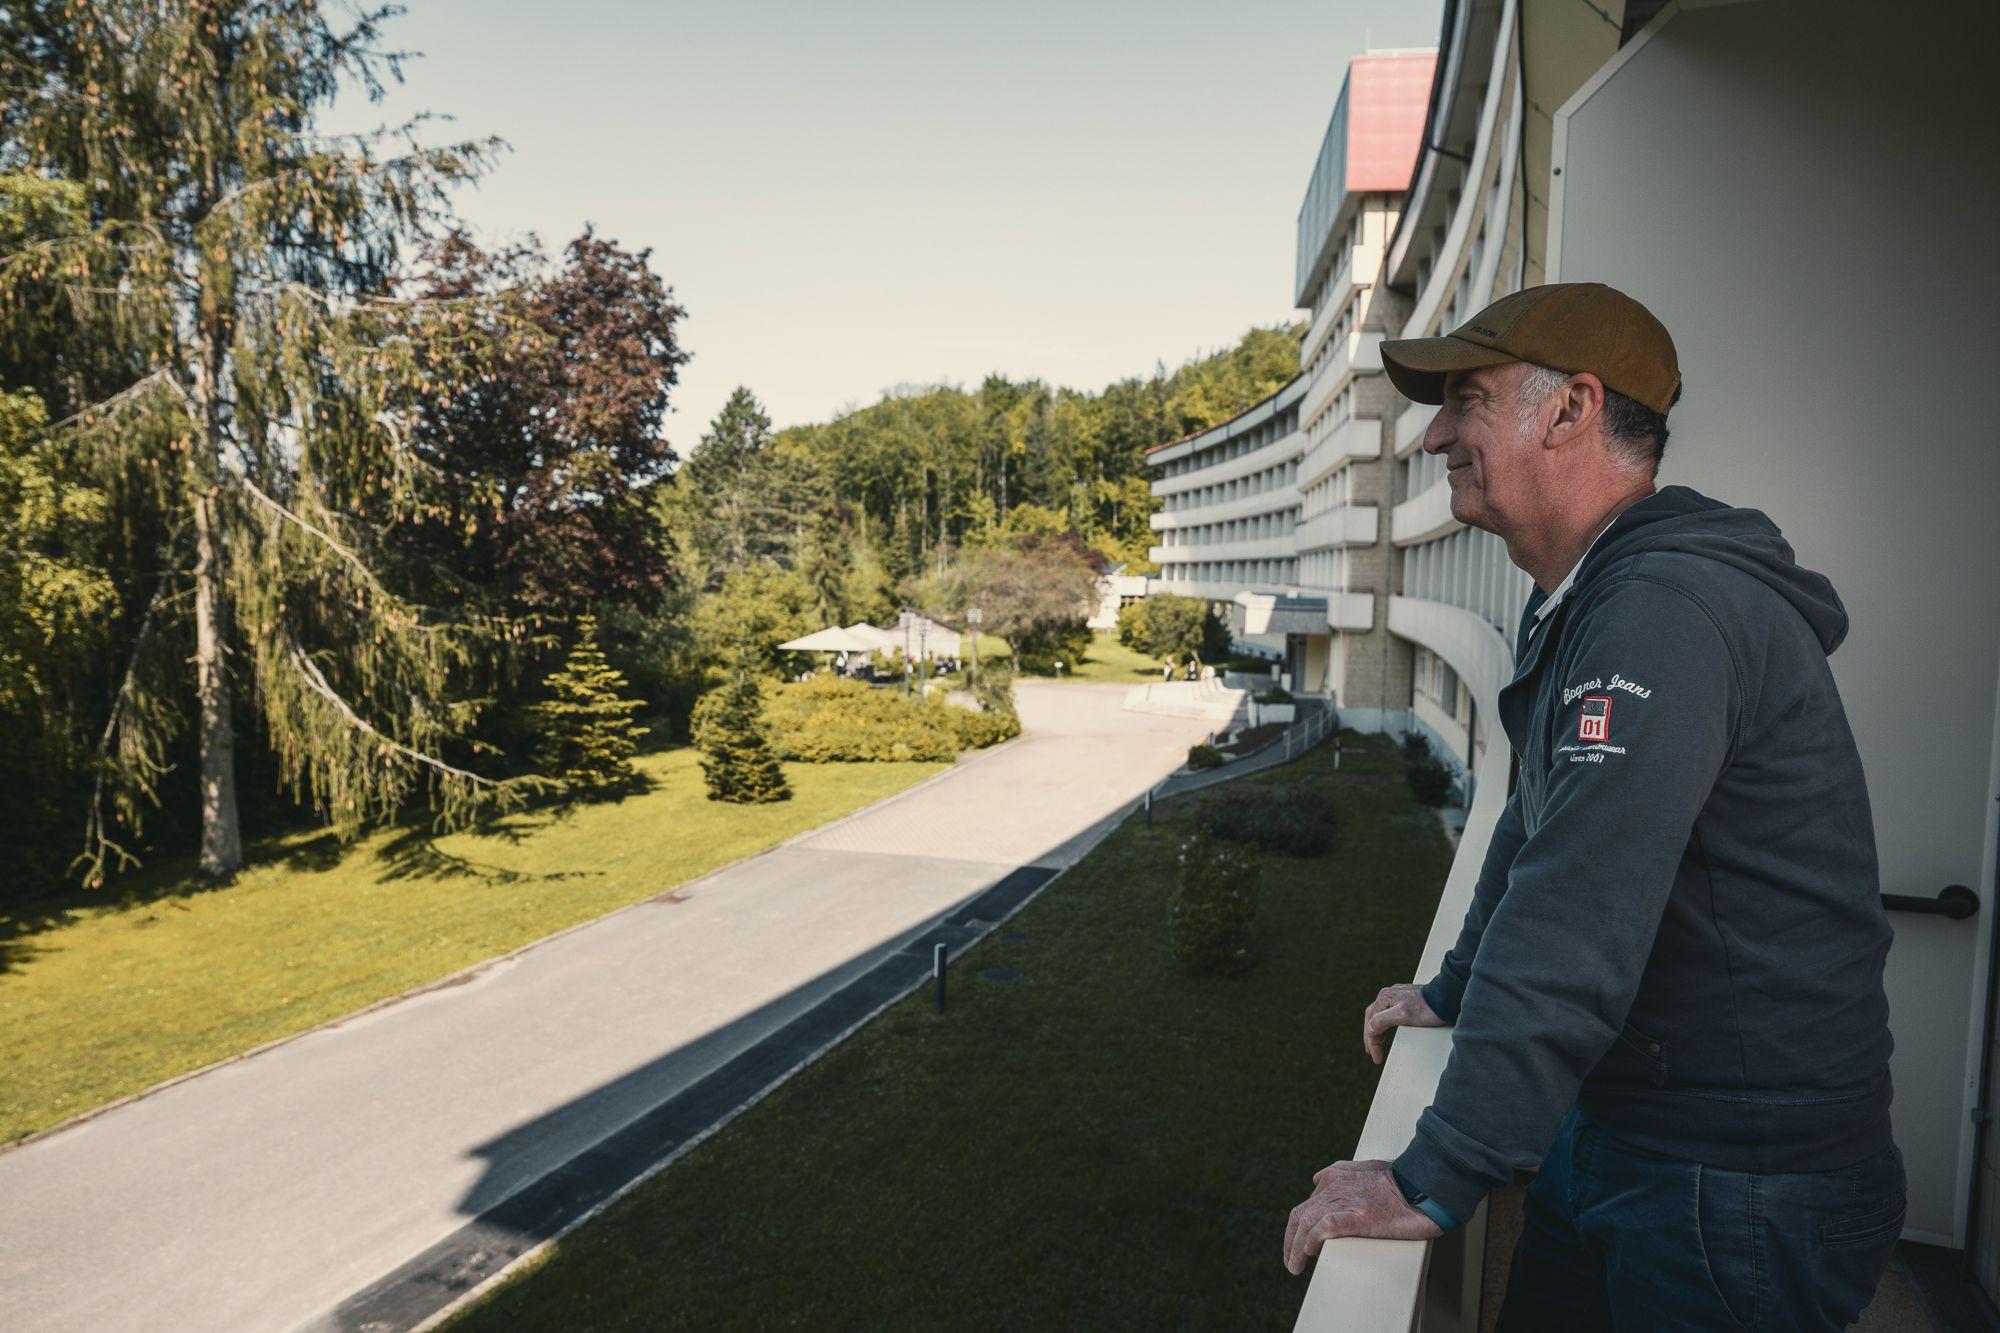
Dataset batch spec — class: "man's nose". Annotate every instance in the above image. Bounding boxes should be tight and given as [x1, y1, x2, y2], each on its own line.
[1421, 410, 1455, 455]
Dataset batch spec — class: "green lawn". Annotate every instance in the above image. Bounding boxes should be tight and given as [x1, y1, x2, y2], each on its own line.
[0, 751, 947, 1144]
[1062, 629, 1167, 682]
[446, 732, 1452, 1331]
[971, 629, 1165, 684]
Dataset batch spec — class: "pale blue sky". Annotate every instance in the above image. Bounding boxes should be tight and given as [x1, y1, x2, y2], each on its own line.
[329, 0, 1441, 446]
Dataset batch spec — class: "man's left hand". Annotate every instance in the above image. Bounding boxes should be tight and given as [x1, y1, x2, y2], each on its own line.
[1283, 1159, 1442, 1275]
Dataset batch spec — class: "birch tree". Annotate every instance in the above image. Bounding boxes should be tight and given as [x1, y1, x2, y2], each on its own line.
[0, 0, 542, 885]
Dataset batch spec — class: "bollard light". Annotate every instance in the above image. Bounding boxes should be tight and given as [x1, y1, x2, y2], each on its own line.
[934, 942, 949, 1012]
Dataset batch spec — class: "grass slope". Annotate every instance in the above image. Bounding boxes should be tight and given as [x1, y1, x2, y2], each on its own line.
[447, 732, 1451, 1331]
[0, 751, 946, 1144]
[971, 630, 1164, 684]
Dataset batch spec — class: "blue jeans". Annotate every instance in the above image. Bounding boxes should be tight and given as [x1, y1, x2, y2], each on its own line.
[1495, 1106, 1906, 1331]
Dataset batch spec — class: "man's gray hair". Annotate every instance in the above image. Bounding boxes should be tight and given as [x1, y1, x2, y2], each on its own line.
[1516, 362, 1670, 477]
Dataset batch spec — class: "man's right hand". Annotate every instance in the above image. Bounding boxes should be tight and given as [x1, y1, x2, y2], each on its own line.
[1362, 983, 1447, 1065]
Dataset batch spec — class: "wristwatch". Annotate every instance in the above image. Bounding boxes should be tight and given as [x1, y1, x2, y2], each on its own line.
[1391, 1167, 1460, 1232]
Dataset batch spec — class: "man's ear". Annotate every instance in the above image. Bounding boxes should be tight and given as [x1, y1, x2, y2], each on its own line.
[1544, 371, 1606, 449]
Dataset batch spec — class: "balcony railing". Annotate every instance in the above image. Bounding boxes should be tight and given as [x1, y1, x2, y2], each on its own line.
[1299, 415, 1384, 491]
[1291, 597, 1520, 1332]
[1297, 503, 1379, 553]
[1301, 243, 1381, 367]
[1300, 330, 1386, 431]
[1151, 534, 1299, 565]
[1152, 429, 1304, 498]
[1152, 483, 1305, 531]
[1390, 478, 1461, 546]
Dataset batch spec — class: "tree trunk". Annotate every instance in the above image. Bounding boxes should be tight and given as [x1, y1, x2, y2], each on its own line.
[191, 482, 242, 877]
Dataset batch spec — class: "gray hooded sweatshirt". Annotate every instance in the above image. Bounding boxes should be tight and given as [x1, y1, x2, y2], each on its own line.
[1392, 485, 1895, 1225]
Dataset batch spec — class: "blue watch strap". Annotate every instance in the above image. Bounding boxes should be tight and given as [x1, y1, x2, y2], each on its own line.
[1392, 1167, 1460, 1231]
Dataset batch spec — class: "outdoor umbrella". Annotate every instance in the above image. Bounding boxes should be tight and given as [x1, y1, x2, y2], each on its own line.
[777, 627, 887, 653]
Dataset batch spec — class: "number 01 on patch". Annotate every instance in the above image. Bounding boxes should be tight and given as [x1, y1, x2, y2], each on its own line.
[1578, 695, 1613, 742]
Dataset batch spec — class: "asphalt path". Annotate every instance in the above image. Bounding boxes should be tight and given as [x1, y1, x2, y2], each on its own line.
[0, 682, 1209, 1333]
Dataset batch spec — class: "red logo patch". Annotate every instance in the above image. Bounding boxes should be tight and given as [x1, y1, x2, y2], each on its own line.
[1578, 694, 1612, 742]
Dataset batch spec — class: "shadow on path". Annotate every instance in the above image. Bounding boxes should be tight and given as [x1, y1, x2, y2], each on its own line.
[310, 863, 1057, 1333]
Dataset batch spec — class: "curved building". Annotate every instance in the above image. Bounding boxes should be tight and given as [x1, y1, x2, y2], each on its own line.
[1142, 1, 1998, 1326]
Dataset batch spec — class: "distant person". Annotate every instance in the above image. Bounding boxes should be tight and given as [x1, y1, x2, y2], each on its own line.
[1162, 655, 1177, 683]
[1185, 652, 1201, 682]
[1283, 283, 1900, 1330]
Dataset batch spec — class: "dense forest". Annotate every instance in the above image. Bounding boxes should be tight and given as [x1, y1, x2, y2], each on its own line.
[0, 0, 1300, 900]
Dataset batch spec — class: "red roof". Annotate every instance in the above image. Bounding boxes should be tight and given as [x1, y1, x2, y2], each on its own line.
[1345, 52, 1436, 193]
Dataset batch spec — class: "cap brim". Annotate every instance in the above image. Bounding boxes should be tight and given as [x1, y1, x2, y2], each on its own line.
[1379, 336, 1519, 404]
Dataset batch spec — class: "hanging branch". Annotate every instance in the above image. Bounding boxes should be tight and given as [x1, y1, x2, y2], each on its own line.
[282, 628, 501, 788]
[71, 523, 189, 889]
[235, 471, 396, 603]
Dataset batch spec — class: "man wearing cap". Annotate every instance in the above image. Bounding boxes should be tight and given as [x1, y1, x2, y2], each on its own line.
[1281, 284, 1903, 1329]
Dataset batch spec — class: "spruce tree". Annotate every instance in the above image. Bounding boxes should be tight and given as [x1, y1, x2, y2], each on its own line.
[691, 672, 789, 804]
[530, 616, 647, 797]
[0, 1, 539, 883]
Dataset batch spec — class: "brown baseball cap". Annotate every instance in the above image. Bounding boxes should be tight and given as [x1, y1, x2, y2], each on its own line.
[1379, 282, 1681, 414]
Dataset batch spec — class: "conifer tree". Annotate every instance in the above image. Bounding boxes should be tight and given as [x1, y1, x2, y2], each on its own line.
[0, 1, 542, 884]
[690, 671, 789, 804]
[529, 616, 647, 796]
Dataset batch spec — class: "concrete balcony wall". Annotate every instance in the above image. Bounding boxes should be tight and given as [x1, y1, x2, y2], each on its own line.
[1328, 589, 1375, 631]
[1152, 429, 1304, 498]
[1152, 483, 1303, 531]
[1297, 503, 1379, 553]
[1301, 242, 1382, 367]
[1153, 577, 1297, 604]
[1299, 331, 1385, 431]
[1152, 535, 1299, 566]
[1292, 595, 1517, 1333]
[1298, 414, 1384, 490]
[1391, 478, 1462, 546]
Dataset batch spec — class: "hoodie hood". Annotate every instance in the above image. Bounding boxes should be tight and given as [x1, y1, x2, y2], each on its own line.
[1571, 485, 1849, 655]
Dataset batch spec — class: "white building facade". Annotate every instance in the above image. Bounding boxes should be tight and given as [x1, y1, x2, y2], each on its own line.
[1277, 2, 2000, 1330]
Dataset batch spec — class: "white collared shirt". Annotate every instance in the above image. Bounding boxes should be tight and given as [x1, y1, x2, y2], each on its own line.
[1532, 518, 1619, 627]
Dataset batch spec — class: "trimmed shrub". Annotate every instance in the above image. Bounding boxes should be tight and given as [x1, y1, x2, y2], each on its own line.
[1187, 743, 1223, 770]
[1169, 824, 1260, 977]
[943, 697, 1021, 750]
[1253, 685, 1294, 704]
[1402, 731, 1456, 807]
[1198, 786, 1336, 857]
[692, 676, 790, 803]
[756, 676, 1017, 762]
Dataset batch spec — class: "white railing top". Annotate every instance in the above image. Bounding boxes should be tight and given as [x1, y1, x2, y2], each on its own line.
[1293, 603, 1518, 1332]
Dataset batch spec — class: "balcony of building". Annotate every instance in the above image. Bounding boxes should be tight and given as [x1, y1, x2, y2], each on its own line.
[1296, 503, 1379, 553]
[1300, 329, 1385, 432]
[1298, 414, 1383, 491]
[1152, 429, 1303, 499]
[1301, 241, 1382, 370]
[1391, 478, 1461, 547]
[1149, 533, 1299, 568]
[1151, 483, 1303, 533]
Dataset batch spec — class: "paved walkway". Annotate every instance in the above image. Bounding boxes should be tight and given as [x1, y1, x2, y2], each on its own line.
[0, 683, 1208, 1333]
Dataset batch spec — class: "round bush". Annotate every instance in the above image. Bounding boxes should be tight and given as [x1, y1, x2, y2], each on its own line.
[1197, 786, 1336, 857]
[1169, 825, 1260, 977]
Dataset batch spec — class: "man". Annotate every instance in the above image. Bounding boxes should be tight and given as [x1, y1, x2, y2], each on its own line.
[1282, 283, 1903, 1329]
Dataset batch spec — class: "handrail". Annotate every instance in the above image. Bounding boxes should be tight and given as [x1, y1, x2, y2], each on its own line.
[1882, 885, 1978, 919]
[1294, 702, 1518, 1332]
